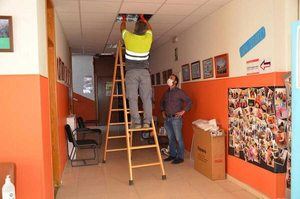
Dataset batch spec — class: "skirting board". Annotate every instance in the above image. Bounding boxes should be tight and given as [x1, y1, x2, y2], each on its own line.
[227, 174, 270, 199]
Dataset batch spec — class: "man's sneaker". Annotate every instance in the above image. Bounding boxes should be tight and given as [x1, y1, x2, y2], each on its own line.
[143, 123, 150, 128]
[164, 156, 175, 162]
[171, 158, 184, 164]
[130, 123, 142, 129]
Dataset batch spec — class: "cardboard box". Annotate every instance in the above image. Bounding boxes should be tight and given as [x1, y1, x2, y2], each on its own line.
[192, 124, 225, 180]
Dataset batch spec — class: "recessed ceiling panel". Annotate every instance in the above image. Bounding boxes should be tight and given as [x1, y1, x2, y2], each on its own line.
[150, 14, 186, 24]
[166, 0, 208, 5]
[56, 12, 80, 23]
[120, 2, 162, 14]
[53, 0, 79, 13]
[81, 1, 121, 13]
[124, 0, 165, 3]
[156, 4, 197, 15]
[81, 13, 116, 23]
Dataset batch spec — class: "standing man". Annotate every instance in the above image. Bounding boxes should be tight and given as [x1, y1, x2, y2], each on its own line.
[121, 14, 153, 129]
[160, 74, 192, 164]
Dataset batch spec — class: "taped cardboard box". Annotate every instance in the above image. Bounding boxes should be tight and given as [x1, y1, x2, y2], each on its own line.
[192, 124, 225, 180]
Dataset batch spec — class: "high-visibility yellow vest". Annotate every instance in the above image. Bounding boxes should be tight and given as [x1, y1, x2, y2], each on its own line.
[122, 29, 153, 61]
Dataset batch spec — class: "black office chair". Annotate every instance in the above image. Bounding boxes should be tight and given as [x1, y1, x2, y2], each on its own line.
[76, 116, 102, 145]
[65, 124, 99, 167]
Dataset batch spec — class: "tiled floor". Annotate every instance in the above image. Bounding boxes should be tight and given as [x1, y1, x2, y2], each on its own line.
[56, 132, 258, 199]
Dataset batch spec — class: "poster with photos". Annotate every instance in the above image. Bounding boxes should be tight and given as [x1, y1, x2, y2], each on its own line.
[228, 86, 290, 173]
[283, 76, 291, 190]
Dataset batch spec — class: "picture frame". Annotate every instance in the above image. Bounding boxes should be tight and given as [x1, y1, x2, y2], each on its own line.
[156, 72, 161, 85]
[214, 53, 229, 78]
[202, 58, 214, 79]
[151, 74, 155, 86]
[174, 48, 178, 61]
[57, 57, 63, 81]
[0, 16, 14, 52]
[191, 60, 201, 80]
[167, 69, 172, 78]
[162, 70, 168, 84]
[181, 64, 190, 82]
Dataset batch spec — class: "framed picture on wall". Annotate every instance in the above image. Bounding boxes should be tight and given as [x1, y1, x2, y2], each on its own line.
[191, 61, 201, 80]
[181, 64, 190, 82]
[57, 57, 63, 81]
[174, 48, 178, 61]
[151, 74, 155, 86]
[202, 58, 214, 79]
[0, 16, 14, 52]
[167, 69, 172, 78]
[162, 70, 168, 84]
[156, 72, 161, 85]
[214, 53, 229, 78]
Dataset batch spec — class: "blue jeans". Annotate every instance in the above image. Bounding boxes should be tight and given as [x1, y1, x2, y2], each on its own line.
[164, 117, 184, 159]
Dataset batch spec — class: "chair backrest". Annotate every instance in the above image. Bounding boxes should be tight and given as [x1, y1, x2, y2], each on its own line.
[65, 124, 75, 144]
[77, 117, 85, 128]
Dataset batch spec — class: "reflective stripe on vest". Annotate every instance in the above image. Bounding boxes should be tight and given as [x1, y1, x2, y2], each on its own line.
[125, 49, 149, 61]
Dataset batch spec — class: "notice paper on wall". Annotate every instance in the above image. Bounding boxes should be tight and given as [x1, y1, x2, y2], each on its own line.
[83, 76, 93, 94]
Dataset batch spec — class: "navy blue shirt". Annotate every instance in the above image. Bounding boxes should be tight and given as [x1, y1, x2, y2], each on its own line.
[160, 87, 192, 115]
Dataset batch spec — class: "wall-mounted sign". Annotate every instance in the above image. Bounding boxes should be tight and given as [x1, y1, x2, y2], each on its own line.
[246, 58, 272, 75]
[239, 27, 266, 57]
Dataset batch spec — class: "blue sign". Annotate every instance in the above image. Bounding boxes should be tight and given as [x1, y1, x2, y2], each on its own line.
[239, 27, 266, 57]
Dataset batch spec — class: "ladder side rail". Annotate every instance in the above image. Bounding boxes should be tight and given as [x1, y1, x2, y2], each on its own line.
[103, 45, 121, 163]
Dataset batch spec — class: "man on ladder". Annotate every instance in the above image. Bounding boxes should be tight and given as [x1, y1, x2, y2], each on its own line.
[103, 16, 166, 184]
[120, 14, 153, 129]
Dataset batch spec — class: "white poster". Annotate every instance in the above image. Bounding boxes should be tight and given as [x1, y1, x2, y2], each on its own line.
[83, 76, 93, 94]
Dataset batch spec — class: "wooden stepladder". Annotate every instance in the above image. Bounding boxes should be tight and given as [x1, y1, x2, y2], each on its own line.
[102, 41, 166, 185]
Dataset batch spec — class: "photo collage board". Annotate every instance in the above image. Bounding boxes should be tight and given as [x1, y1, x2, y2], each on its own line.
[228, 86, 291, 173]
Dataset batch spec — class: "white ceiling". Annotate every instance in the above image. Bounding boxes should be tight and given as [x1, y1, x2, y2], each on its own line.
[53, 0, 232, 55]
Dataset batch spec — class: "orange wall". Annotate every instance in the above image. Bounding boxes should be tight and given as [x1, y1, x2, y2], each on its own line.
[56, 82, 69, 177]
[153, 72, 286, 199]
[0, 75, 53, 199]
[73, 92, 96, 120]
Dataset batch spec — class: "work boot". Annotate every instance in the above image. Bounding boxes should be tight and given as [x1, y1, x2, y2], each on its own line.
[130, 123, 142, 129]
[164, 156, 175, 162]
[172, 158, 184, 164]
[143, 123, 150, 128]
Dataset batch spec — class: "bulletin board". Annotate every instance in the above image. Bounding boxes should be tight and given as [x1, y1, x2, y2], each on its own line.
[228, 86, 291, 173]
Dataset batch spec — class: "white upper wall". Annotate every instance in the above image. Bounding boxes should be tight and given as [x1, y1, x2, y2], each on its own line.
[55, 12, 70, 69]
[72, 55, 95, 101]
[150, 0, 298, 79]
[0, 0, 48, 76]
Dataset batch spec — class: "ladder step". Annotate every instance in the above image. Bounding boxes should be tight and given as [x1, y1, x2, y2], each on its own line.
[108, 135, 126, 139]
[115, 79, 122, 82]
[111, 108, 127, 111]
[132, 162, 161, 169]
[128, 127, 154, 132]
[109, 122, 125, 125]
[127, 110, 144, 114]
[112, 94, 123, 97]
[109, 122, 132, 125]
[106, 148, 127, 152]
[130, 144, 157, 150]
